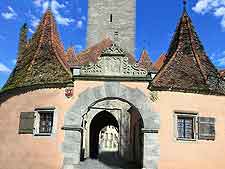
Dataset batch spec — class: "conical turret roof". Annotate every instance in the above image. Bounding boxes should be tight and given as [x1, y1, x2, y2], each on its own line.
[151, 7, 224, 94]
[138, 50, 156, 71]
[3, 9, 72, 91]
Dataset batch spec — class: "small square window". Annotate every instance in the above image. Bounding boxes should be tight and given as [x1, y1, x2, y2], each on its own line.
[34, 108, 55, 136]
[175, 112, 197, 141]
[39, 112, 54, 134]
[177, 116, 194, 139]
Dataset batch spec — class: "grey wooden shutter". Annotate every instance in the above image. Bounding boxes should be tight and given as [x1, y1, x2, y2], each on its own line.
[19, 112, 35, 134]
[198, 117, 215, 140]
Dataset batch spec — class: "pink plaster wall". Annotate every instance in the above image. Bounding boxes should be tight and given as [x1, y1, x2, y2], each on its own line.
[0, 81, 225, 169]
[0, 81, 104, 169]
[155, 92, 225, 169]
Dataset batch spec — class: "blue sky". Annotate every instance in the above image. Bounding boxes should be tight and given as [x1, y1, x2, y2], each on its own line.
[0, 0, 225, 88]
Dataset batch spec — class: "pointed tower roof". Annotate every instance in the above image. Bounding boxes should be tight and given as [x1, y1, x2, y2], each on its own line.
[65, 47, 77, 66]
[151, 4, 224, 94]
[3, 9, 72, 91]
[138, 50, 156, 71]
[153, 54, 167, 71]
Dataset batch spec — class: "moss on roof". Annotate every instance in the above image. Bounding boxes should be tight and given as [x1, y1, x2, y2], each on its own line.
[151, 8, 225, 95]
[3, 9, 72, 92]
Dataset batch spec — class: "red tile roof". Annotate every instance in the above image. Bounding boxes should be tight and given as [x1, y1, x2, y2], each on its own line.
[3, 8, 72, 91]
[151, 9, 224, 94]
[153, 54, 167, 71]
[138, 50, 156, 71]
[71, 39, 136, 66]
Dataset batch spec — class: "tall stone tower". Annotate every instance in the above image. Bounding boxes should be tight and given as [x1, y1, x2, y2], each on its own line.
[87, 0, 136, 54]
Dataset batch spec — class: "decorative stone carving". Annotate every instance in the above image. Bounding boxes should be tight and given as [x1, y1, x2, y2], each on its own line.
[101, 43, 126, 55]
[80, 43, 148, 77]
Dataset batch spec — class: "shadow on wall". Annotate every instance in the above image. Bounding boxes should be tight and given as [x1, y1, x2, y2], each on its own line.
[0, 83, 68, 104]
[98, 151, 140, 169]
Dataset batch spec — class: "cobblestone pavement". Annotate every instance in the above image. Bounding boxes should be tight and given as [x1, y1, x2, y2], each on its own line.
[80, 152, 140, 169]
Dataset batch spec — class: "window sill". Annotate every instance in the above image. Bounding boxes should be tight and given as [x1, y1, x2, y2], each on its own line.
[34, 133, 52, 136]
[176, 138, 197, 142]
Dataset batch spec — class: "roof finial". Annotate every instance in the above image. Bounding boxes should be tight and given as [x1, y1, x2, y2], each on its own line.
[47, 0, 52, 10]
[183, 0, 187, 9]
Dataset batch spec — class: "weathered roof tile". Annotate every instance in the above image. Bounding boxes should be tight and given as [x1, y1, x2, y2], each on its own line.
[153, 54, 167, 71]
[72, 39, 136, 66]
[138, 50, 156, 71]
[151, 8, 224, 95]
[3, 9, 72, 91]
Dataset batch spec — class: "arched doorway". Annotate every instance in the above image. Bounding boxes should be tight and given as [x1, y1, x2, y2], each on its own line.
[89, 111, 119, 158]
[81, 98, 144, 168]
[63, 83, 160, 169]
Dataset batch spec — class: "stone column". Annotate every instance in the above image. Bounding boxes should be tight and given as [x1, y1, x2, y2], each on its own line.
[62, 126, 82, 169]
[143, 129, 160, 169]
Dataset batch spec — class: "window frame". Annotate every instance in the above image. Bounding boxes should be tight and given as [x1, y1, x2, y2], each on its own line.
[33, 107, 57, 137]
[174, 112, 198, 141]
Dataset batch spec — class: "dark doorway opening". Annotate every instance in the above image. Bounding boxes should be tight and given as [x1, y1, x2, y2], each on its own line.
[89, 111, 119, 159]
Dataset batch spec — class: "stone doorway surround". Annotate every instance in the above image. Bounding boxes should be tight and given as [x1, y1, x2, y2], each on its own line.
[83, 97, 142, 164]
[62, 82, 160, 169]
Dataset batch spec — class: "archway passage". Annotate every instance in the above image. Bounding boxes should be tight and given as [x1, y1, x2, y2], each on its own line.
[89, 111, 119, 159]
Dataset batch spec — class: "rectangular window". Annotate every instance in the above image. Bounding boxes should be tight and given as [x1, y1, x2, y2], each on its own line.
[110, 14, 112, 22]
[177, 116, 194, 139]
[198, 117, 215, 140]
[39, 112, 54, 134]
[34, 108, 55, 136]
[175, 112, 216, 141]
[175, 112, 197, 141]
[18, 112, 35, 134]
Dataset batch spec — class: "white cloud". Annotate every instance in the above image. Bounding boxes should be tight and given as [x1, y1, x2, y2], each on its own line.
[76, 20, 83, 29]
[29, 28, 35, 34]
[33, 0, 44, 7]
[214, 7, 225, 16]
[1, 6, 17, 20]
[193, 0, 225, 29]
[50, 0, 74, 26]
[33, 0, 74, 26]
[0, 63, 11, 73]
[42, 1, 49, 13]
[30, 14, 40, 28]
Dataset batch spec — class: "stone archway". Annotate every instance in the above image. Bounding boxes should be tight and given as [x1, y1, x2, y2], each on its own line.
[81, 97, 144, 168]
[62, 82, 160, 169]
